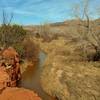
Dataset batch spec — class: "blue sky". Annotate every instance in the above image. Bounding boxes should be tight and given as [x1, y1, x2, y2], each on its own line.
[0, 0, 99, 25]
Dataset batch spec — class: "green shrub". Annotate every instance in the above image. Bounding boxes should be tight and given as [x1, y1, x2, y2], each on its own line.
[0, 24, 27, 59]
[0, 24, 26, 47]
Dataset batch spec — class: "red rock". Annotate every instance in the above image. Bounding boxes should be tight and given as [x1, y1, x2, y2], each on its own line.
[0, 47, 42, 100]
[0, 67, 10, 90]
[2, 47, 19, 62]
[1, 47, 21, 87]
[0, 66, 42, 100]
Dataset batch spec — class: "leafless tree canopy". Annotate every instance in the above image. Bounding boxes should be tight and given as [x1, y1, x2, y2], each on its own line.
[72, 0, 100, 61]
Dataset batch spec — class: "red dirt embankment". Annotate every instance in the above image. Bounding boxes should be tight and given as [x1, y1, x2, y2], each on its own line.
[0, 87, 41, 100]
[0, 47, 41, 100]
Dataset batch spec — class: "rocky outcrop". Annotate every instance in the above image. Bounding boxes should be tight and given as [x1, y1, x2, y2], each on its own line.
[0, 69, 42, 100]
[0, 47, 42, 100]
[1, 47, 21, 87]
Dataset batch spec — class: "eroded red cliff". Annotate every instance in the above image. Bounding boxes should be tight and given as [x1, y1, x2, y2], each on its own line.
[0, 47, 42, 100]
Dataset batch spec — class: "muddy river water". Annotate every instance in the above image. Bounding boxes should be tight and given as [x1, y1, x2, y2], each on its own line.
[18, 52, 55, 100]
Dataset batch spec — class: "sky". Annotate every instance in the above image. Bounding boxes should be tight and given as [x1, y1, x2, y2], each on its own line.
[0, 0, 99, 25]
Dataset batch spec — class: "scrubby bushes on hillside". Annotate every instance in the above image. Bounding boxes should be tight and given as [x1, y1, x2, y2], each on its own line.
[0, 24, 39, 62]
[0, 24, 26, 47]
[0, 24, 26, 58]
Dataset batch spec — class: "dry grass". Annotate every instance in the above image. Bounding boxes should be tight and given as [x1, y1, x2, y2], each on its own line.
[24, 19, 100, 100]
[31, 36, 100, 100]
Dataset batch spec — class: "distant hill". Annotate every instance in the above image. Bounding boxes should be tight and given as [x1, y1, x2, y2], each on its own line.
[23, 19, 100, 36]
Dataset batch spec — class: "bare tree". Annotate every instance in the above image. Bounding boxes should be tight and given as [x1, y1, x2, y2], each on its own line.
[38, 23, 51, 41]
[72, 0, 100, 61]
[2, 9, 14, 25]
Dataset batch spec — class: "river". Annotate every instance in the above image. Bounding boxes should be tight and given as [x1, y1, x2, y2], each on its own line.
[18, 51, 55, 100]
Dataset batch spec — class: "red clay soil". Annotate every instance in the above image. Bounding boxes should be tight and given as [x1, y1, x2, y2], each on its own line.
[0, 67, 10, 90]
[1, 47, 21, 87]
[0, 87, 41, 100]
[0, 47, 42, 100]
[0, 67, 42, 100]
